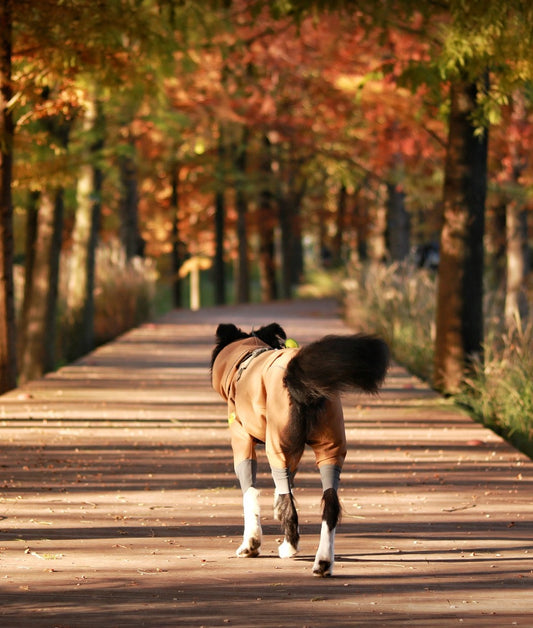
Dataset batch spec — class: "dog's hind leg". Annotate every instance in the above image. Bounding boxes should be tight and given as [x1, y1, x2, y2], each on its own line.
[313, 465, 342, 577]
[274, 492, 299, 557]
[272, 467, 299, 558]
[312, 489, 340, 576]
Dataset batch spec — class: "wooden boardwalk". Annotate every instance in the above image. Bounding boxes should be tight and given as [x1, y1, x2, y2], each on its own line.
[0, 299, 532, 627]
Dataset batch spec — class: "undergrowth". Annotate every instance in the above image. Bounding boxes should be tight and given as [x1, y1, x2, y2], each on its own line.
[91, 242, 159, 346]
[15, 240, 159, 367]
[342, 262, 533, 459]
[344, 262, 435, 381]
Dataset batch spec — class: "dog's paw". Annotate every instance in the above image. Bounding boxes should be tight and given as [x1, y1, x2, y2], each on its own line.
[312, 559, 333, 577]
[278, 539, 299, 558]
[236, 537, 261, 558]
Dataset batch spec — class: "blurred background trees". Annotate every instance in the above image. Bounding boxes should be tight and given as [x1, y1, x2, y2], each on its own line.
[0, 0, 532, 397]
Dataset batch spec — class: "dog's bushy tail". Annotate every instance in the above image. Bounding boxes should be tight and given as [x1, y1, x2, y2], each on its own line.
[282, 334, 389, 461]
[284, 333, 389, 405]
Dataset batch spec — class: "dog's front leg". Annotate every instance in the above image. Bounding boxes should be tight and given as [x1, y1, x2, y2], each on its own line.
[237, 486, 262, 557]
[235, 459, 262, 557]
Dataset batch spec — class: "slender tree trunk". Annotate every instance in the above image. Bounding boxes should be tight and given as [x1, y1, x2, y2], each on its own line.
[486, 202, 506, 296]
[291, 190, 304, 285]
[0, 0, 16, 393]
[18, 189, 63, 383]
[18, 102, 70, 381]
[332, 184, 347, 266]
[505, 201, 529, 327]
[214, 126, 226, 305]
[44, 189, 65, 370]
[234, 126, 250, 304]
[386, 182, 410, 261]
[278, 148, 306, 298]
[279, 195, 293, 299]
[504, 91, 529, 328]
[279, 194, 305, 297]
[434, 77, 488, 394]
[66, 93, 104, 360]
[119, 133, 143, 259]
[367, 190, 388, 264]
[170, 163, 183, 308]
[258, 135, 277, 302]
[18, 191, 39, 366]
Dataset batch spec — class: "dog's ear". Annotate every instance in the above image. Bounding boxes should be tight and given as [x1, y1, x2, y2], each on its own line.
[215, 323, 246, 344]
[254, 323, 287, 349]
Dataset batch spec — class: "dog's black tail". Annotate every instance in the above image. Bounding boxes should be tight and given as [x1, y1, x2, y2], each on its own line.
[282, 334, 389, 460]
[284, 333, 389, 405]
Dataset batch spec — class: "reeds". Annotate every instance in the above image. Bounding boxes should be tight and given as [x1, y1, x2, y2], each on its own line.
[91, 241, 159, 346]
[344, 262, 435, 381]
[460, 315, 533, 455]
[15, 240, 159, 368]
[343, 262, 533, 458]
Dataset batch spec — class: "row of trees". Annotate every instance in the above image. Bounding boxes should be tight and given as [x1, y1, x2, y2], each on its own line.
[0, 0, 532, 395]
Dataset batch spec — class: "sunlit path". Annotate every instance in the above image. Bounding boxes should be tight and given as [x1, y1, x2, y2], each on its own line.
[1, 299, 532, 627]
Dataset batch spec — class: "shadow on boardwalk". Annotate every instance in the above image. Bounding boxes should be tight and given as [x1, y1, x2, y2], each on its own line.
[0, 299, 532, 627]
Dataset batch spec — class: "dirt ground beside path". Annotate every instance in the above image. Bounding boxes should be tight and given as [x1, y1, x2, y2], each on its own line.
[0, 298, 532, 627]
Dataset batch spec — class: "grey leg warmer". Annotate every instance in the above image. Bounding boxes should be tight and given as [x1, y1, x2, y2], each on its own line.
[271, 467, 293, 495]
[236, 459, 257, 493]
[319, 464, 341, 492]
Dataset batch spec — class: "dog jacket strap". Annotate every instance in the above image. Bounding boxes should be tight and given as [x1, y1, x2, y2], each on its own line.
[235, 347, 271, 382]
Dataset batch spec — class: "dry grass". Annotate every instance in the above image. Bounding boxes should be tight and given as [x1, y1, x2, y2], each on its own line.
[342, 262, 533, 458]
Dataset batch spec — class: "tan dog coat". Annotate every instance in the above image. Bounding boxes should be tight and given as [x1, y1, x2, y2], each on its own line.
[212, 337, 347, 473]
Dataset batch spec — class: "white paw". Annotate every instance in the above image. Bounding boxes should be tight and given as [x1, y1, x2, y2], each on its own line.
[313, 520, 335, 576]
[236, 537, 261, 557]
[278, 539, 299, 558]
[237, 487, 262, 557]
[312, 558, 333, 577]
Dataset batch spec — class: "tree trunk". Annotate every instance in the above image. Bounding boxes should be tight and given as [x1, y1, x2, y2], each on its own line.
[119, 133, 143, 259]
[45, 189, 65, 370]
[234, 127, 250, 304]
[386, 182, 410, 261]
[170, 163, 184, 308]
[18, 191, 39, 366]
[279, 195, 293, 298]
[66, 93, 104, 360]
[214, 126, 226, 305]
[332, 184, 347, 266]
[18, 189, 63, 383]
[18, 100, 70, 382]
[367, 191, 388, 264]
[434, 78, 488, 394]
[504, 91, 529, 328]
[278, 147, 305, 298]
[258, 135, 277, 302]
[505, 201, 529, 327]
[0, 0, 16, 393]
[485, 201, 506, 296]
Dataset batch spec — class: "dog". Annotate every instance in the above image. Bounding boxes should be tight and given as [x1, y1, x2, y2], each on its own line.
[211, 322, 389, 576]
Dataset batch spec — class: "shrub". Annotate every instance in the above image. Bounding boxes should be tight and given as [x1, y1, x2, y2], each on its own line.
[92, 241, 159, 346]
[344, 262, 435, 380]
[343, 262, 533, 458]
[459, 318, 533, 455]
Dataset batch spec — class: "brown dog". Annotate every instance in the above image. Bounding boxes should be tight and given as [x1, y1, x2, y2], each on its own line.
[211, 322, 389, 576]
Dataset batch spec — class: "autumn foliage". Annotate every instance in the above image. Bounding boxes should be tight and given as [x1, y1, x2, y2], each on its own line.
[0, 0, 532, 394]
